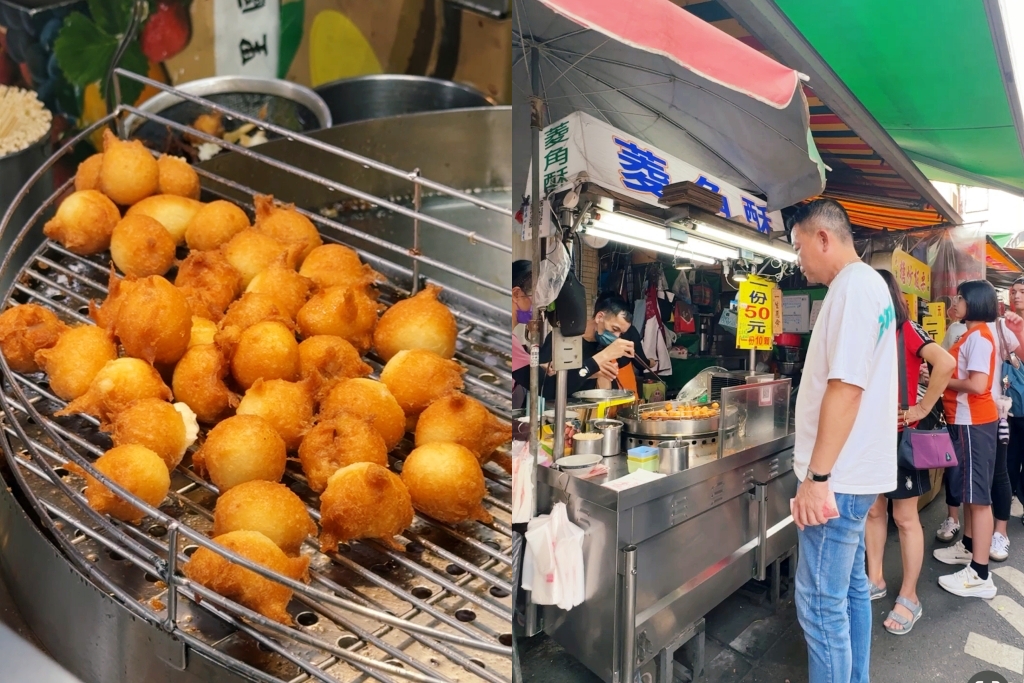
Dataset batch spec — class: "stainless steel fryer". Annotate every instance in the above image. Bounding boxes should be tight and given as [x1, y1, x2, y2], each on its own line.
[0, 68, 513, 683]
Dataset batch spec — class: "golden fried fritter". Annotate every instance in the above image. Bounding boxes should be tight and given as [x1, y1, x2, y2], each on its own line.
[114, 275, 191, 365]
[172, 343, 239, 423]
[415, 393, 511, 460]
[182, 530, 309, 624]
[192, 415, 286, 491]
[189, 316, 218, 348]
[175, 250, 243, 322]
[75, 153, 103, 191]
[221, 229, 302, 288]
[157, 154, 201, 200]
[184, 200, 250, 252]
[401, 442, 491, 525]
[125, 194, 202, 244]
[319, 378, 405, 451]
[99, 129, 159, 206]
[110, 213, 176, 277]
[213, 481, 316, 556]
[67, 444, 170, 524]
[43, 189, 120, 255]
[299, 244, 382, 290]
[236, 378, 315, 451]
[297, 335, 371, 394]
[297, 413, 388, 493]
[226, 321, 300, 390]
[253, 195, 322, 264]
[296, 285, 379, 352]
[108, 399, 198, 470]
[0, 304, 68, 373]
[374, 284, 457, 361]
[218, 292, 290, 332]
[35, 324, 117, 400]
[245, 266, 314, 319]
[379, 350, 465, 416]
[89, 267, 134, 330]
[57, 357, 172, 424]
[319, 463, 413, 552]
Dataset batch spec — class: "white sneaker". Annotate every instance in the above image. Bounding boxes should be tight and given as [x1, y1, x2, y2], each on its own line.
[991, 533, 1010, 562]
[938, 566, 997, 599]
[933, 540, 973, 565]
[936, 516, 960, 542]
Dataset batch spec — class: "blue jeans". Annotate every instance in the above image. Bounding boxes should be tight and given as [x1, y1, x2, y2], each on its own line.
[795, 493, 877, 683]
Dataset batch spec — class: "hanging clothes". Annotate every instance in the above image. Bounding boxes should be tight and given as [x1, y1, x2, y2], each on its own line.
[641, 283, 672, 376]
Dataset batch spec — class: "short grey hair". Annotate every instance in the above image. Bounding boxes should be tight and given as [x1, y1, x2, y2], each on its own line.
[789, 198, 853, 244]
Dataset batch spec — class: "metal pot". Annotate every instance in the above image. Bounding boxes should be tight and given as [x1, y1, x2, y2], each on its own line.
[572, 432, 605, 456]
[314, 75, 493, 125]
[0, 133, 52, 258]
[589, 419, 623, 457]
[658, 440, 690, 474]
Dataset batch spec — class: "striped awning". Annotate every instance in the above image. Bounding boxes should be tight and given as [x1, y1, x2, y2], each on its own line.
[677, 0, 950, 230]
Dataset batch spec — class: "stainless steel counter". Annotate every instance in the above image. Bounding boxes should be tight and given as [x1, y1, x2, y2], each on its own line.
[534, 433, 797, 683]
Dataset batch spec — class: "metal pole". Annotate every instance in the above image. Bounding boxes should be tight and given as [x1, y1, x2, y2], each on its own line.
[749, 349, 756, 377]
[620, 545, 638, 683]
[553, 370, 568, 459]
[411, 168, 422, 294]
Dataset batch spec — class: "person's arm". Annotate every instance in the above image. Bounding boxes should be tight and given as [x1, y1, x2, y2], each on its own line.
[946, 372, 989, 395]
[905, 343, 955, 422]
[1004, 312, 1024, 351]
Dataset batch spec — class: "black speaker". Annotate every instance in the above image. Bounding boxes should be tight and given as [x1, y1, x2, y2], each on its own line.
[554, 270, 588, 337]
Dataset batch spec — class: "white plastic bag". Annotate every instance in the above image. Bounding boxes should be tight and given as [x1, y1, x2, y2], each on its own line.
[511, 440, 534, 525]
[521, 502, 585, 610]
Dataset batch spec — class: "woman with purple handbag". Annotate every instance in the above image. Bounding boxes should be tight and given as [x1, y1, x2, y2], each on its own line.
[865, 270, 956, 635]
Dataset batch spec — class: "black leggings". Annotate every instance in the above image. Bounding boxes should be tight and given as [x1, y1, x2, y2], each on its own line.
[1008, 417, 1024, 502]
[945, 433, 1012, 522]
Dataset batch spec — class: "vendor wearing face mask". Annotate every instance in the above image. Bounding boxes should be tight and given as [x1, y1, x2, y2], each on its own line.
[512, 260, 534, 410]
[511, 293, 636, 401]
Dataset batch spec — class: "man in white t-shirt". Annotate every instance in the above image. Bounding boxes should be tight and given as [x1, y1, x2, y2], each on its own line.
[789, 199, 897, 683]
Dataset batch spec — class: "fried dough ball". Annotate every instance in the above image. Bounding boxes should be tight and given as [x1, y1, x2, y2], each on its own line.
[380, 350, 465, 416]
[189, 316, 218, 347]
[157, 155, 200, 200]
[184, 200, 250, 251]
[227, 321, 300, 390]
[114, 276, 191, 365]
[299, 244, 382, 290]
[108, 399, 199, 470]
[401, 442, 491, 524]
[0, 304, 68, 373]
[99, 129, 159, 206]
[319, 463, 413, 552]
[187, 112, 224, 144]
[89, 268, 134, 330]
[182, 530, 309, 624]
[415, 393, 511, 460]
[297, 336, 371, 393]
[253, 195, 322, 264]
[68, 444, 170, 523]
[297, 414, 387, 493]
[175, 250, 242, 321]
[193, 415, 286, 491]
[35, 324, 117, 399]
[222, 229, 302, 288]
[125, 194, 202, 244]
[246, 266, 314, 319]
[296, 285, 380, 352]
[110, 214, 176, 277]
[219, 292, 290, 332]
[213, 481, 316, 556]
[320, 378, 405, 451]
[57, 358, 172, 423]
[172, 344, 238, 423]
[75, 153, 103, 191]
[236, 378, 315, 451]
[374, 284, 457, 361]
[43, 189, 120, 255]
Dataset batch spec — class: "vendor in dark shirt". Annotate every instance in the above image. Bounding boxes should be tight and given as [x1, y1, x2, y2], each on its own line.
[512, 295, 636, 401]
[593, 291, 651, 392]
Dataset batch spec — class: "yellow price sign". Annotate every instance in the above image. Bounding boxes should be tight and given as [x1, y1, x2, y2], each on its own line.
[737, 275, 775, 350]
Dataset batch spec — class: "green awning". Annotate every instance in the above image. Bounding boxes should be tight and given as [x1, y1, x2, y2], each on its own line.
[774, 0, 1024, 194]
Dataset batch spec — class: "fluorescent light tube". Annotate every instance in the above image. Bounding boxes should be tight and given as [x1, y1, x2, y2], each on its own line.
[586, 227, 715, 264]
[694, 224, 797, 263]
[593, 212, 738, 259]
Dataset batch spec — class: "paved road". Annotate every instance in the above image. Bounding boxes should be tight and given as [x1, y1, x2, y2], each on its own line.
[519, 495, 1024, 682]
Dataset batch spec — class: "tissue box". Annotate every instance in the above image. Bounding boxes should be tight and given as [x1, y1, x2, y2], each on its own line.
[627, 446, 659, 473]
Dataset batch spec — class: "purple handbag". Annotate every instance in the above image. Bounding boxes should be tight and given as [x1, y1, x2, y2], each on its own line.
[896, 328, 958, 470]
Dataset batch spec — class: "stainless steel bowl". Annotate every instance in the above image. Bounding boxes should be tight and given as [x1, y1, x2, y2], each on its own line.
[572, 432, 605, 456]
[314, 75, 493, 125]
[589, 419, 623, 457]
[658, 440, 690, 474]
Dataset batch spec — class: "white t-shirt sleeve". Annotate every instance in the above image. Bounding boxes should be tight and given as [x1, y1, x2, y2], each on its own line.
[963, 333, 994, 376]
[1003, 320, 1020, 354]
[824, 291, 884, 390]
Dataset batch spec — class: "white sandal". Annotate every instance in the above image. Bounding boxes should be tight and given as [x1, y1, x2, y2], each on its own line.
[884, 596, 922, 636]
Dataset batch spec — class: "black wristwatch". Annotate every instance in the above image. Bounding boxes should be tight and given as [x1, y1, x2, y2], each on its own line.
[807, 469, 830, 483]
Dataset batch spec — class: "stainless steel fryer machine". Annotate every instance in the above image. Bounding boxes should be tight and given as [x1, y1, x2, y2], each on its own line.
[0, 69, 513, 683]
[534, 379, 798, 683]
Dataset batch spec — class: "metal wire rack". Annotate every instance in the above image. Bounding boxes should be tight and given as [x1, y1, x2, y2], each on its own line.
[0, 69, 513, 683]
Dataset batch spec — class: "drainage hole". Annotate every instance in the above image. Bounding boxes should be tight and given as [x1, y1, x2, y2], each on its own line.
[144, 572, 161, 583]
[410, 586, 433, 600]
[445, 564, 466, 576]
[73, 529, 84, 539]
[337, 634, 360, 648]
[391, 460, 403, 473]
[77, 306, 90, 316]
[53, 467, 69, 478]
[404, 541, 425, 555]
[296, 611, 318, 627]
[479, 372, 499, 384]
[483, 540, 501, 551]
[499, 634, 513, 646]
[256, 639, 278, 652]
[79, 486, 88, 495]
[147, 524, 167, 537]
[455, 609, 477, 623]
[489, 586, 510, 598]
[108, 550, 124, 562]
[385, 659, 404, 669]
[337, 543, 351, 554]
[470, 659, 486, 670]
[182, 545, 199, 557]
